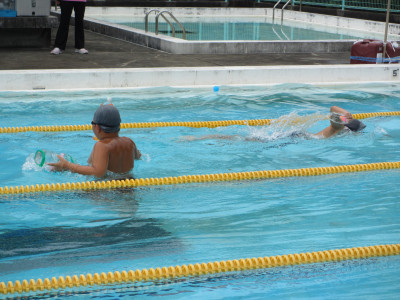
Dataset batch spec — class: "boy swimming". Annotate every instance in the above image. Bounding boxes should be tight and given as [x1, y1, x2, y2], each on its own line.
[49, 104, 141, 177]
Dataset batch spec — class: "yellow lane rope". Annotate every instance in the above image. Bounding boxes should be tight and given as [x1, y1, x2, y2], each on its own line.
[0, 111, 399, 133]
[1, 243, 399, 295]
[0, 161, 399, 195]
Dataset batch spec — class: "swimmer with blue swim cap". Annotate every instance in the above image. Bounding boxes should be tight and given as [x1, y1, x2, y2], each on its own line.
[316, 106, 366, 138]
[49, 102, 141, 177]
[92, 103, 121, 133]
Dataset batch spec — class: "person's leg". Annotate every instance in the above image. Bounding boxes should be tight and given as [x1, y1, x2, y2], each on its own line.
[53, 1, 74, 50]
[73, 2, 86, 50]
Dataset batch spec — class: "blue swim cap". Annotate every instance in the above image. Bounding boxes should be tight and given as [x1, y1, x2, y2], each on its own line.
[93, 105, 121, 133]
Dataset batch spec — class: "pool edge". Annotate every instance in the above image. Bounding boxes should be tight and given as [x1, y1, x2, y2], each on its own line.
[1, 65, 399, 91]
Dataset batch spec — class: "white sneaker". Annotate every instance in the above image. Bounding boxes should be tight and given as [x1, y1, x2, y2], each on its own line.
[75, 48, 88, 54]
[50, 47, 62, 55]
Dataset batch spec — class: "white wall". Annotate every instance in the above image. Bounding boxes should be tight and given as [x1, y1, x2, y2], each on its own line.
[1, 65, 399, 91]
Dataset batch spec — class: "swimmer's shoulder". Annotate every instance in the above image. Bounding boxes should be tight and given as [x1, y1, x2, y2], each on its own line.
[122, 136, 137, 148]
[120, 136, 134, 143]
[100, 136, 133, 144]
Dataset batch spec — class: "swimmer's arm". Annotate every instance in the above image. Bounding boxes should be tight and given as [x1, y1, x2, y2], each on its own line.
[330, 106, 352, 120]
[49, 143, 109, 177]
[135, 149, 141, 160]
[315, 106, 351, 138]
[87, 148, 94, 164]
[315, 126, 341, 138]
[132, 141, 141, 160]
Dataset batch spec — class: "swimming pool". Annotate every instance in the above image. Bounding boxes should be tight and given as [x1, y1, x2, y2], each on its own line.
[1, 83, 399, 298]
[79, 7, 400, 54]
[91, 16, 372, 41]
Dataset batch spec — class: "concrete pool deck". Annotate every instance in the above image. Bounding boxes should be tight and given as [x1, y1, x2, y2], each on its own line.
[0, 15, 399, 91]
[1, 26, 400, 91]
[0, 27, 351, 71]
[82, 7, 399, 55]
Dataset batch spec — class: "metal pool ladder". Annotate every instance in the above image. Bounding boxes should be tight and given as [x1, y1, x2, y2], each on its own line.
[272, 0, 293, 24]
[145, 9, 186, 40]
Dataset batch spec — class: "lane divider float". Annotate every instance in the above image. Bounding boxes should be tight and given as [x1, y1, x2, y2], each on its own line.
[0, 161, 399, 195]
[0, 111, 399, 133]
[1, 243, 398, 295]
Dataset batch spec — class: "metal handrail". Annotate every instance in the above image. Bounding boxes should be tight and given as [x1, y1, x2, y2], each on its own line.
[272, 0, 284, 22]
[271, 25, 284, 40]
[272, 0, 293, 23]
[281, 0, 293, 25]
[280, 25, 289, 40]
[272, 24, 289, 40]
[145, 9, 160, 32]
[145, 9, 175, 36]
[155, 10, 186, 39]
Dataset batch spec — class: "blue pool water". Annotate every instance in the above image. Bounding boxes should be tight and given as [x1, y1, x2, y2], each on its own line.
[0, 83, 399, 298]
[88, 15, 393, 41]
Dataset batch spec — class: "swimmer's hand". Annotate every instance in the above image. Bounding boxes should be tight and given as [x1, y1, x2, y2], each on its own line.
[330, 106, 353, 121]
[343, 112, 353, 121]
[47, 155, 71, 172]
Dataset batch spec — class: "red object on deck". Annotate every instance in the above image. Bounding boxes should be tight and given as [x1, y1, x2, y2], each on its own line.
[350, 39, 400, 64]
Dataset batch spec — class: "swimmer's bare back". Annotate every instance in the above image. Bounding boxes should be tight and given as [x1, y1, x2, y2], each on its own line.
[90, 137, 141, 174]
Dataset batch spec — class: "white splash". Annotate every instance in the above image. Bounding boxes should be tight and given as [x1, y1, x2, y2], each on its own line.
[22, 153, 43, 171]
[374, 126, 389, 136]
[22, 153, 55, 172]
[246, 112, 327, 141]
[141, 153, 151, 162]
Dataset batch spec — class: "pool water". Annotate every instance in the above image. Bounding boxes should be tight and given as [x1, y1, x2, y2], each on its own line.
[88, 15, 391, 41]
[0, 83, 399, 298]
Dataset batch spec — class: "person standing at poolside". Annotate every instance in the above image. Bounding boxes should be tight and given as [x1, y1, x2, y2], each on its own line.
[49, 104, 141, 177]
[51, 0, 88, 55]
[315, 106, 366, 138]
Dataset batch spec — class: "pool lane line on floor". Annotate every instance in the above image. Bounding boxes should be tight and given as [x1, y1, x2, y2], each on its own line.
[0, 161, 399, 195]
[1, 243, 399, 296]
[0, 111, 399, 134]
